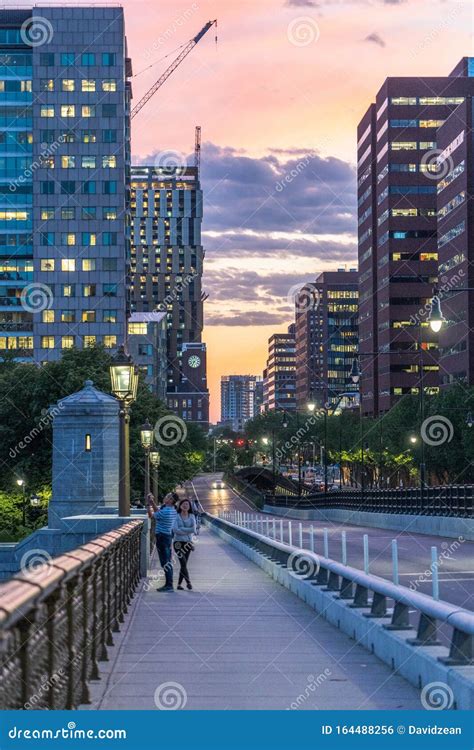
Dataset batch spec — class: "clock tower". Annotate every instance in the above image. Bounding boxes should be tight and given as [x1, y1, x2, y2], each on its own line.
[167, 342, 209, 429]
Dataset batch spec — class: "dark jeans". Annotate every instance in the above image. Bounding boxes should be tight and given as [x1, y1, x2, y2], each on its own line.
[155, 533, 173, 588]
[173, 541, 192, 586]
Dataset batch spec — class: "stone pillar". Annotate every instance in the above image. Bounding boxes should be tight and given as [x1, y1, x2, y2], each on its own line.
[48, 380, 120, 527]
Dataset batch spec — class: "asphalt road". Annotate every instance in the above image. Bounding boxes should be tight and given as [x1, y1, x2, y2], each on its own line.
[189, 472, 474, 615]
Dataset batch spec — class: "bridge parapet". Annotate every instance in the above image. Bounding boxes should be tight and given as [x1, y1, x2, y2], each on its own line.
[205, 513, 474, 709]
[0, 520, 143, 711]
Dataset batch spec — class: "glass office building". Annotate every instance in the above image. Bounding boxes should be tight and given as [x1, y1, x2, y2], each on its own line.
[0, 7, 131, 362]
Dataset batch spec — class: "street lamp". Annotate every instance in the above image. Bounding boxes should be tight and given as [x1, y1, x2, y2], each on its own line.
[140, 419, 154, 499]
[467, 412, 474, 429]
[16, 479, 26, 525]
[427, 296, 446, 333]
[149, 449, 160, 501]
[110, 345, 139, 517]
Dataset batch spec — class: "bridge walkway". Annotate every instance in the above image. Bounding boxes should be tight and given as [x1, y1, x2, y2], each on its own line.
[82, 527, 420, 710]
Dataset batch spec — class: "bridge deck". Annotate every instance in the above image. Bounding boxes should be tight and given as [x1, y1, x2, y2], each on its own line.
[82, 528, 420, 710]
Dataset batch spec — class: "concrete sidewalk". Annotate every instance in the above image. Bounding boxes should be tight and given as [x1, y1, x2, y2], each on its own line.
[81, 529, 421, 710]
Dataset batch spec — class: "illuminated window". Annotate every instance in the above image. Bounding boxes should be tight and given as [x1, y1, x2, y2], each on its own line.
[103, 335, 117, 348]
[85, 434, 91, 451]
[84, 335, 96, 347]
[62, 284, 74, 297]
[82, 310, 96, 322]
[103, 311, 117, 323]
[103, 208, 117, 220]
[419, 120, 444, 128]
[61, 259, 75, 272]
[61, 311, 75, 322]
[62, 79, 74, 92]
[82, 130, 97, 143]
[41, 106, 54, 118]
[82, 233, 96, 246]
[40, 259, 54, 271]
[128, 322, 147, 335]
[41, 208, 54, 220]
[102, 79, 116, 92]
[82, 259, 96, 271]
[61, 336, 74, 349]
[41, 336, 55, 349]
[82, 156, 96, 169]
[83, 284, 96, 297]
[61, 233, 75, 246]
[61, 155, 75, 168]
[61, 105, 75, 118]
[81, 79, 96, 92]
[41, 79, 54, 91]
[102, 155, 116, 168]
[42, 310, 54, 323]
[391, 141, 416, 151]
[82, 105, 95, 118]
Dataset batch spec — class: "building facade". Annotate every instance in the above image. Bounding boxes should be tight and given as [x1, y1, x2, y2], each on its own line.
[220, 374, 261, 431]
[436, 93, 474, 386]
[264, 323, 296, 412]
[127, 312, 167, 401]
[357, 63, 474, 415]
[129, 165, 208, 426]
[0, 7, 131, 362]
[295, 270, 359, 409]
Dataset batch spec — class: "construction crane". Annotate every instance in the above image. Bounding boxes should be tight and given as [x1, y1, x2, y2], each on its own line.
[131, 20, 217, 120]
[194, 125, 201, 174]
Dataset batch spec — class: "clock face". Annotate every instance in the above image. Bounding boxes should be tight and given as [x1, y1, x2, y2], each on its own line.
[188, 355, 201, 368]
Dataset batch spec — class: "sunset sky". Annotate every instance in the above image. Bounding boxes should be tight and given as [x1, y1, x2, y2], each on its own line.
[122, 0, 472, 421]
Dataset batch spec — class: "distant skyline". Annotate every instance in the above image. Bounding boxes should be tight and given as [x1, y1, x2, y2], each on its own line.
[123, 0, 472, 421]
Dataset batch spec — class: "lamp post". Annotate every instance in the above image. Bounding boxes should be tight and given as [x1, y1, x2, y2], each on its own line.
[149, 449, 160, 501]
[109, 345, 139, 517]
[140, 419, 154, 499]
[16, 479, 26, 525]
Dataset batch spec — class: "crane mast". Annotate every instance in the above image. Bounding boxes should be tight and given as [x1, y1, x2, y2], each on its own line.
[131, 20, 217, 119]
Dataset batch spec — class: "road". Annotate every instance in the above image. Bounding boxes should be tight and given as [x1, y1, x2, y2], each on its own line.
[189, 473, 474, 615]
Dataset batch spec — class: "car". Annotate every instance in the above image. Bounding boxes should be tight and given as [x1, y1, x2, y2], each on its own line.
[212, 480, 225, 490]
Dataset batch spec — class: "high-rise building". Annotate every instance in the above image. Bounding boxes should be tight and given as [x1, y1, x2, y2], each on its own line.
[127, 312, 167, 401]
[220, 375, 261, 431]
[0, 7, 131, 362]
[357, 62, 474, 415]
[264, 324, 296, 412]
[436, 93, 474, 387]
[129, 165, 209, 426]
[295, 270, 359, 409]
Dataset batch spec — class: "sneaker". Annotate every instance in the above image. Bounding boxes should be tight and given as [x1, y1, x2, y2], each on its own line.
[186, 582, 193, 590]
[157, 585, 174, 592]
[177, 585, 184, 590]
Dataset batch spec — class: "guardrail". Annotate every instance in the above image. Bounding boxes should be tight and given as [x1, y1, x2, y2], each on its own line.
[264, 484, 474, 517]
[0, 520, 143, 710]
[205, 514, 474, 668]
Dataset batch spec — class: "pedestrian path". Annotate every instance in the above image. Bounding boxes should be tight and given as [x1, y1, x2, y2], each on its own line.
[82, 528, 421, 710]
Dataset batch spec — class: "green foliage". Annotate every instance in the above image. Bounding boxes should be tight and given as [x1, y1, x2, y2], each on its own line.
[243, 385, 474, 487]
[0, 346, 205, 522]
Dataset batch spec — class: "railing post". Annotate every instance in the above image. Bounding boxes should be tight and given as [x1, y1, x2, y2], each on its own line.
[391, 539, 399, 586]
[323, 528, 329, 559]
[310, 525, 314, 553]
[288, 521, 292, 546]
[363, 534, 369, 574]
[341, 531, 347, 566]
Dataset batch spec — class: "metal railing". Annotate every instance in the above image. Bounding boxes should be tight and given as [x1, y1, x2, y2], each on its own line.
[0, 520, 143, 710]
[205, 514, 474, 667]
[264, 484, 474, 517]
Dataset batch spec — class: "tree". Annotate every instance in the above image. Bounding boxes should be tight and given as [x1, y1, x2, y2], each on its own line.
[0, 346, 205, 518]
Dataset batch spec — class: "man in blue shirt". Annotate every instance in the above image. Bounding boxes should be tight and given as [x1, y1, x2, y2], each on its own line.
[148, 492, 177, 591]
